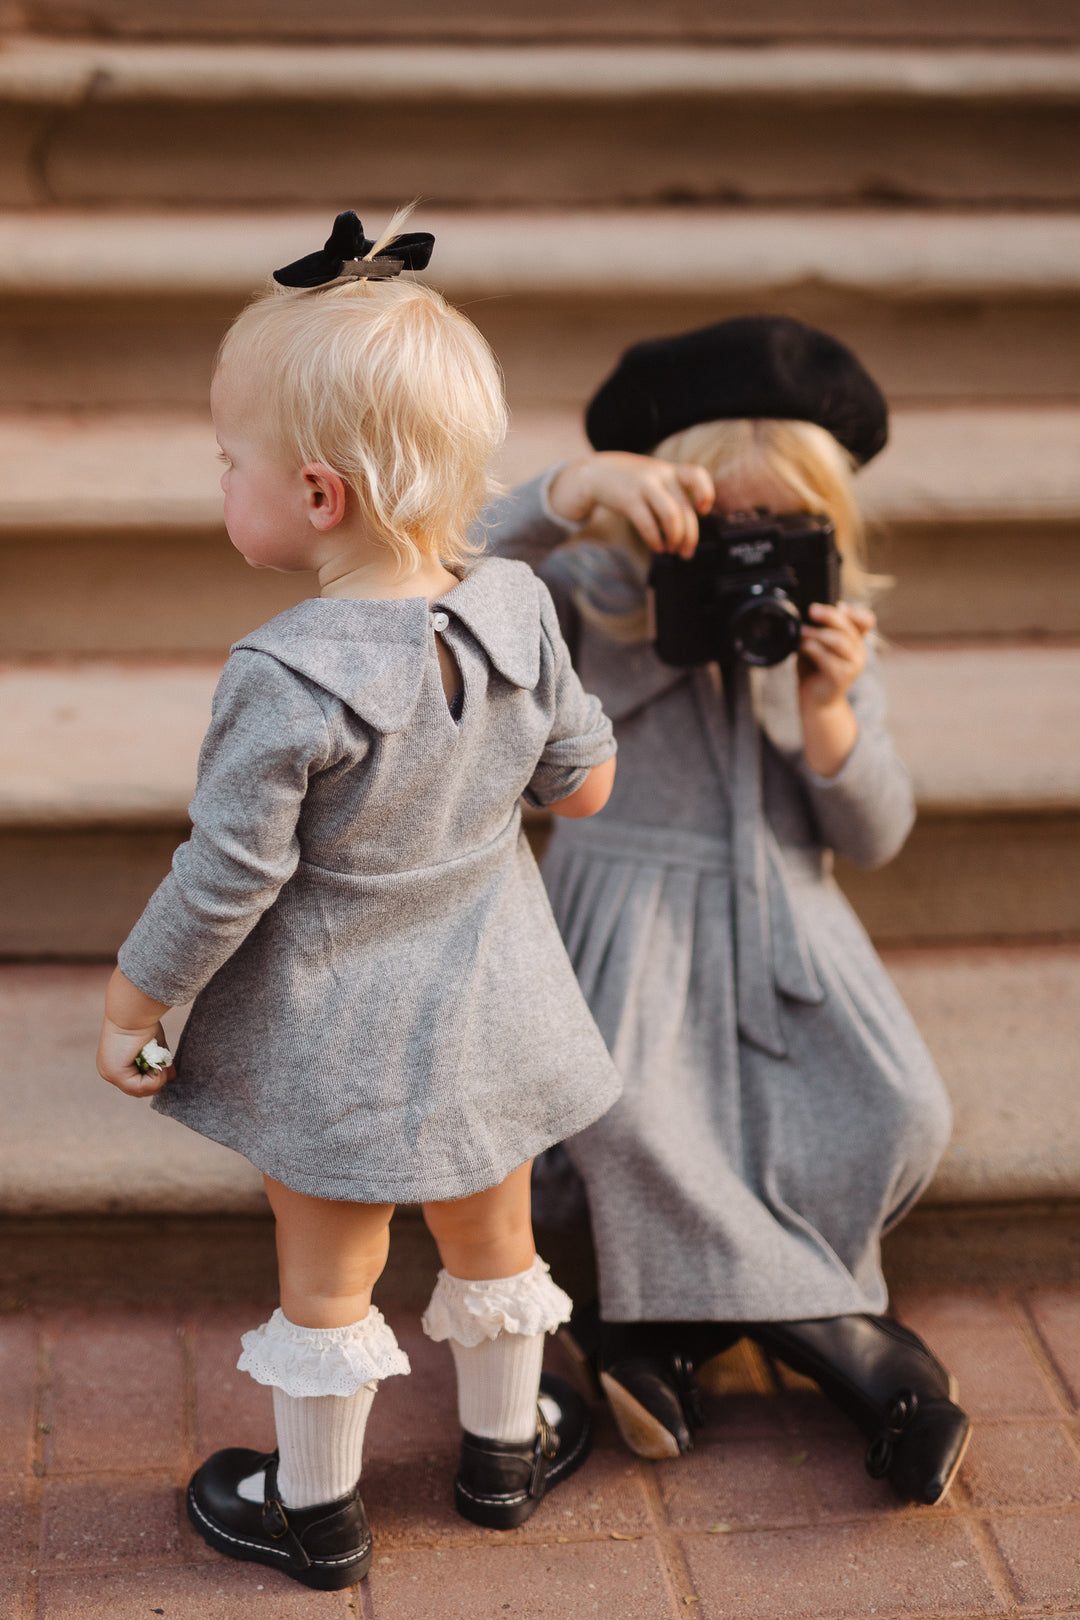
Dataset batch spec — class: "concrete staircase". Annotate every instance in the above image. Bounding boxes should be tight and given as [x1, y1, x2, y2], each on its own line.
[1, 3, 1077, 1224]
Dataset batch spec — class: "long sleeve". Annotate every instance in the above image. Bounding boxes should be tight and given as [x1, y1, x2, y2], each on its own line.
[117, 651, 335, 1004]
[523, 582, 617, 809]
[477, 471, 578, 572]
[796, 651, 915, 869]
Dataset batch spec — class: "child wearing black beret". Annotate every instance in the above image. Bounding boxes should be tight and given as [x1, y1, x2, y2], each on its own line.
[482, 315, 970, 1506]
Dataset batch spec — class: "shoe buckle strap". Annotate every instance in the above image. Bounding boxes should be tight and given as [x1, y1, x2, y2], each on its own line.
[261, 1472, 314, 1573]
[673, 1354, 705, 1431]
[528, 1407, 560, 1498]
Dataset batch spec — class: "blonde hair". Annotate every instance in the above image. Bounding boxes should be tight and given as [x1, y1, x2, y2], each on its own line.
[217, 230, 507, 576]
[574, 416, 884, 643]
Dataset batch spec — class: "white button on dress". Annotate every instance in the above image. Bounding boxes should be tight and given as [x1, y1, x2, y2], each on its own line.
[431, 611, 450, 631]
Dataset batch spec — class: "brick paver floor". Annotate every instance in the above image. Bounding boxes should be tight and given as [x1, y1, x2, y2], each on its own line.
[2, 1221, 1079, 1619]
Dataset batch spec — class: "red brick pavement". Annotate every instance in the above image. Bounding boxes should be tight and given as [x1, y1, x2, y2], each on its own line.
[2, 1279, 1080, 1619]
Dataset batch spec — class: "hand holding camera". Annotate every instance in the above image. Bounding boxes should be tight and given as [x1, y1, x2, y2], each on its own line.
[799, 601, 876, 709]
[547, 452, 714, 556]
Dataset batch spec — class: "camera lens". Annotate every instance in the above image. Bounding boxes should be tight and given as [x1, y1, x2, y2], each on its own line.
[727, 593, 802, 667]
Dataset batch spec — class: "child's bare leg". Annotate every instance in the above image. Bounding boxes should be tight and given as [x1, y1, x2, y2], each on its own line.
[264, 1175, 395, 1327]
[420, 1162, 588, 1528]
[422, 1159, 535, 1280]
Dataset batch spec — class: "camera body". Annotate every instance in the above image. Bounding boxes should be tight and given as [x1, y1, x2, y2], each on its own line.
[647, 509, 840, 668]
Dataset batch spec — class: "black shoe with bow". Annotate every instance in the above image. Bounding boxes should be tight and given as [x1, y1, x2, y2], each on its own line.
[186, 1448, 373, 1590]
[454, 1374, 591, 1529]
[749, 1314, 971, 1504]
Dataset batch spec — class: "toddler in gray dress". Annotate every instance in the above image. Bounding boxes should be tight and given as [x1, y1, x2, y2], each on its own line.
[483, 317, 971, 1507]
[95, 213, 620, 1590]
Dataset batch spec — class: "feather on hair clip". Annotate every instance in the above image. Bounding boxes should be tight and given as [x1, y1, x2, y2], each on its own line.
[273, 210, 435, 289]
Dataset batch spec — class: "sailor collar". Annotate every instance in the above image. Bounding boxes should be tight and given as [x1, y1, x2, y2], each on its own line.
[233, 556, 542, 733]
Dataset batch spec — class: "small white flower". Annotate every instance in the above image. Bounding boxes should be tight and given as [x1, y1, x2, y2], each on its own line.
[134, 1038, 173, 1076]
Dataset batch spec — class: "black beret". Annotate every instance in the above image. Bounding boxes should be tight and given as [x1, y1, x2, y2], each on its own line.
[584, 315, 888, 467]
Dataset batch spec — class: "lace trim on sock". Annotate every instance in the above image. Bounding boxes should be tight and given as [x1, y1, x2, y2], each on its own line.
[421, 1255, 572, 1347]
[237, 1306, 410, 1397]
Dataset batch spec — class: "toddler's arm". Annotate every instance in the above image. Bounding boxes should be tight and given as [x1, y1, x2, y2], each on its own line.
[523, 580, 617, 813]
[795, 623, 915, 869]
[113, 651, 335, 1014]
[547, 756, 616, 819]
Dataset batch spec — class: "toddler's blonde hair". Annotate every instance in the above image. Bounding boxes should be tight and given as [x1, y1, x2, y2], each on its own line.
[217, 229, 507, 576]
[574, 416, 883, 643]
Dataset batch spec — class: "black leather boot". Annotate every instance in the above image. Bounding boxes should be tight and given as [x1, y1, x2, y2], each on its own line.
[454, 1374, 591, 1529]
[598, 1320, 741, 1460]
[186, 1448, 373, 1589]
[749, 1314, 971, 1504]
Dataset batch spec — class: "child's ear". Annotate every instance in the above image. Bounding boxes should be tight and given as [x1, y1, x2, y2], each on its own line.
[301, 463, 347, 531]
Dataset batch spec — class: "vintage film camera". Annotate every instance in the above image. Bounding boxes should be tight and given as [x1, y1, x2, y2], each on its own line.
[647, 509, 840, 668]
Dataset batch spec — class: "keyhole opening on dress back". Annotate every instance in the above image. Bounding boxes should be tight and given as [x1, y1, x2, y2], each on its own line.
[435, 630, 463, 715]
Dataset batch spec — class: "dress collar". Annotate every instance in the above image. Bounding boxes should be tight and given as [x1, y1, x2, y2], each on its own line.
[233, 557, 542, 734]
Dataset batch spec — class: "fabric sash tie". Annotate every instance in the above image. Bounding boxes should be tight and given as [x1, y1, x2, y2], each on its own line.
[555, 659, 824, 1060]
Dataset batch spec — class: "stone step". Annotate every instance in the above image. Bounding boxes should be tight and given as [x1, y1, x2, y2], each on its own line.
[2, 945, 1076, 1214]
[7, 0, 1078, 44]
[0, 406, 1077, 653]
[3, 42, 1080, 209]
[0, 646, 1076, 956]
[4, 209, 1080, 408]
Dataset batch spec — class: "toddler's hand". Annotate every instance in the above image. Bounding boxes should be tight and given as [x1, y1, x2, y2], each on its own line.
[97, 1016, 175, 1098]
[547, 453, 714, 557]
[798, 603, 875, 708]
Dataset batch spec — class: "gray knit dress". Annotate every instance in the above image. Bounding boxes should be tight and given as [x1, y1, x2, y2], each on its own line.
[483, 481, 953, 1323]
[118, 558, 621, 1204]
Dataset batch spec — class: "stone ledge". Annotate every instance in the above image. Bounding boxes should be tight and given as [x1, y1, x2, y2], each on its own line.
[1, 948, 1076, 1215]
[5, 39, 1080, 102]
[3, 405, 1080, 532]
[6, 0, 1079, 48]
[3, 210, 1080, 299]
[1, 644, 1078, 831]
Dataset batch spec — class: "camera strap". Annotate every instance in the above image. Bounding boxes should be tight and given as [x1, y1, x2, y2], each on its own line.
[720, 664, 825, 1058]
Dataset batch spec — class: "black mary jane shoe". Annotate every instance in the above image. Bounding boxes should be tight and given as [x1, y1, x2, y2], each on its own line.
[598, 1321, 741, 1461]
[454, 1374, 591, 1529]
[186, 1448, 373, 1590]
[600, 1350, 703, 1459]
[749, 1314, 972, 1505]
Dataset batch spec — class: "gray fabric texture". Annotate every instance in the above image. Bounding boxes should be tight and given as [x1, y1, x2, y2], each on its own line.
[119, 557, 620, 1203]
[482, 476, 952, 1322]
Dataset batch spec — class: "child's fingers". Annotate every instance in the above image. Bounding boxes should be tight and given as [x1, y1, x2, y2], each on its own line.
[626, 497, 665, 551]
[809, 601, 875, 637]
[645, 483, 698, 554]
[96, 1019, 175, 1098]
[802, 624, 862, 659]
[630, 490, 696, 555]
[100, 1064, 171, 1098]
[674, 464, 715, 515]
[798, 639, 849, 691]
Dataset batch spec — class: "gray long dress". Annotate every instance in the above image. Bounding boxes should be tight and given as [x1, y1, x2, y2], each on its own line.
[118, 558, 621, 1204]
[484, 480, 952, 1322]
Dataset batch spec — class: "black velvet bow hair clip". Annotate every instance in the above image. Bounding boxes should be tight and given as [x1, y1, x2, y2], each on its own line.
[273, 210, 435, 289]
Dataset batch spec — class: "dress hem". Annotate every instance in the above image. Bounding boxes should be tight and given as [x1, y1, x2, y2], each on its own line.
[151, 1084, 623, 1205]
[597, 1286, 890, 1324]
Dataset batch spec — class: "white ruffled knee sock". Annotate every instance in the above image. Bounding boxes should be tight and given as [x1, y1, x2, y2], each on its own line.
[267, 1386, 377, 1508]
[235, 1305, 410, 1509]
[422, 1256, 572, 1444]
